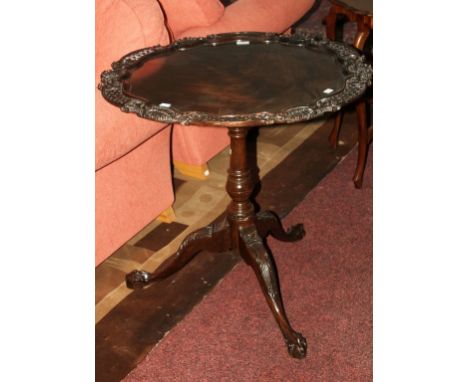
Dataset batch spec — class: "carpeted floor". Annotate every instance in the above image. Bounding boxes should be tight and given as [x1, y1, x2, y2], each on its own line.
[124, 146, 372, 382]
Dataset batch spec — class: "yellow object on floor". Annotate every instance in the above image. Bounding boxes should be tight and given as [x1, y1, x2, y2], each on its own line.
[157, 207, 176, 223]
[174, 161, 210, 180]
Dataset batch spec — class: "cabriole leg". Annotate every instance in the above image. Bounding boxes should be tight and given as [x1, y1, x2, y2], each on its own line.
[126, 219, 230, 289]
[239, 225, 307, 359]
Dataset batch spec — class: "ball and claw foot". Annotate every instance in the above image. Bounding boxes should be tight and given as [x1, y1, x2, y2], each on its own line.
[126, 270, 151, 289]
[286, 332, 307, 359]
[256, 211, 306, 242]
[287, 223, 306, 241]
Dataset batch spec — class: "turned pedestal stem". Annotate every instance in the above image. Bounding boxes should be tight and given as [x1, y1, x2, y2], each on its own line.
[226, 127, 256, 248]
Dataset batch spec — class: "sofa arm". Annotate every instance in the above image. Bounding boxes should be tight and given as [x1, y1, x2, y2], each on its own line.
[179, 0, 316, 38]
[158, 0, 225, 37]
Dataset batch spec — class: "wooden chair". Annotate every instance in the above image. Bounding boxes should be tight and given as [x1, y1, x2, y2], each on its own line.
[326, 0, 373, 188]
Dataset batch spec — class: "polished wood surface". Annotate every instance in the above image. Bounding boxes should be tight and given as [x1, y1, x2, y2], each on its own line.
[98, 32, 371, 127]
[124, 43, 347, 116]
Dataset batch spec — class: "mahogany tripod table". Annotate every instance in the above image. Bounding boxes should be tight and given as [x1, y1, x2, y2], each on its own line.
[99, 31, 372, 359]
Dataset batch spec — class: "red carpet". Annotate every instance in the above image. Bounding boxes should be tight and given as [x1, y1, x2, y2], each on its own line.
[124, 146, 372, 381]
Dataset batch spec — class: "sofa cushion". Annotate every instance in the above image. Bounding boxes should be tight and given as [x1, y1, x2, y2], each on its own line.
[158, 0, 224, 37]
[178, 0, 315, 37]
[96, 0, 170, 170]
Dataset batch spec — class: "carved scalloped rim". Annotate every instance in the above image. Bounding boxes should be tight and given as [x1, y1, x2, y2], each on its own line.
[99, 31, 372, 127]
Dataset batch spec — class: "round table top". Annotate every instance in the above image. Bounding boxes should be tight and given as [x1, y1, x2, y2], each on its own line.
[333, 0, 373, 15]
[99, 32, 372, 127]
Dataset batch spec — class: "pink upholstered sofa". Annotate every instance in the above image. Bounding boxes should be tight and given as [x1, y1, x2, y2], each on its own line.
[96, 0, 315, 266]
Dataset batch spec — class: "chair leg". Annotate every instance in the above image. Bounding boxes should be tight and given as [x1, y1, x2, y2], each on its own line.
[326, 5, 345, 149]
[325, 5, 339, 40]
[352, 19, 371, 188]
[328, 111, 343, 148]
[353, 20, 370, 51]
[353, 100, 368, 189]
